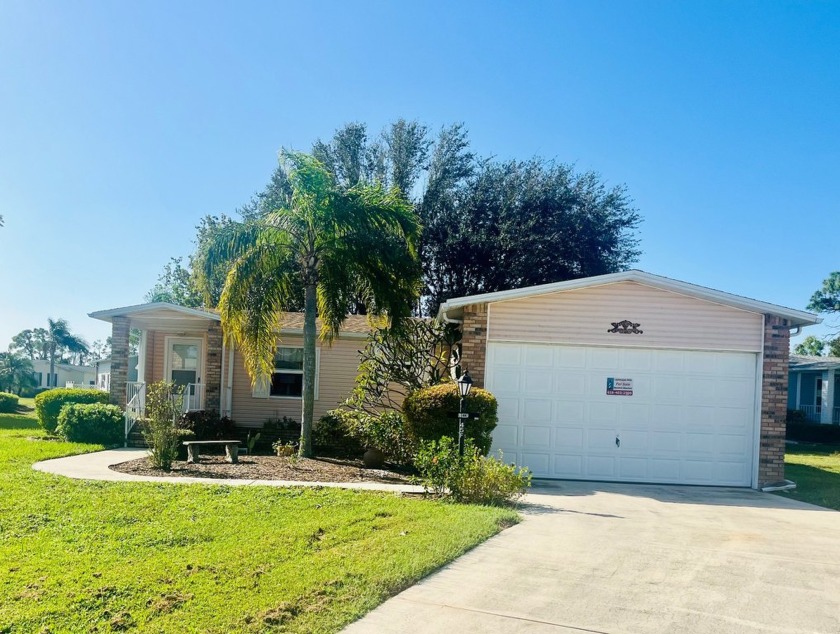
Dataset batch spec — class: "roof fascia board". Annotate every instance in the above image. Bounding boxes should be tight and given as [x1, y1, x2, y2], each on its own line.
[89, 302, 221, 323]
[438, 270, 819, 326]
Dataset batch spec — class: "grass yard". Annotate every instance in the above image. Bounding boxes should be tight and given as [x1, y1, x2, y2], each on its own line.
[781, 442, 840, 511]
[0, 399, 517, 633]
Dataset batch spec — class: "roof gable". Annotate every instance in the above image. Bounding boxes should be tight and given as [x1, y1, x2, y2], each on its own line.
[438, 270, 820, 328]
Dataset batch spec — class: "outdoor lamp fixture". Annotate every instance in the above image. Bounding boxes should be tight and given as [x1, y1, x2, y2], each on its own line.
[457, 371, 473, 398]
[457, 371, 473, 456]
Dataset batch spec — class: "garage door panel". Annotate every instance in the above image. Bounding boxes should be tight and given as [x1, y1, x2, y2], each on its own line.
[554, 372, 586, 395]
[524, 371, 553, 394]
[493, 424, 519, 447]
[521, 452, 550, 476]
[487, 343, 757, 487]
[523, 399, 551, 422]
[524, 345, 553, 366]
[553, 454, 584, 477]
[555, 401, 585, 424]
[522, 425, 551, 447]
[554, 427, 584, 449]
[587, 455, 617, 478]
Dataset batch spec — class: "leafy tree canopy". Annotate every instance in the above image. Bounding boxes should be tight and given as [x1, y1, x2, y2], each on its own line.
[802, 272, 840, 357]
[794, 336, 825, 357]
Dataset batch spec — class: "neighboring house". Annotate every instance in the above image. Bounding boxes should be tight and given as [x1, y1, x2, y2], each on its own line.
[31, 359, 96, 389]
[88, 303, 368, 432]
[787, 355, 840, 425]
[439, 270, 819, 489]
[93, 356, 138, 392]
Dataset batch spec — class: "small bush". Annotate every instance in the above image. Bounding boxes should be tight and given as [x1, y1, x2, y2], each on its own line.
[56, 403, 124, 445]
[178, 410, 236, 440]
[353, 411, 417, 466]
[787, 421, 840, 444]
[403, 383, 498, 455]
[414, 436, 531, 505]
[313, 410, 364, 457]
[143, 382, 187, 471]
[0, 392, 19, 413]
[34, 388, 110, 434]
[20, 387, 48, 398]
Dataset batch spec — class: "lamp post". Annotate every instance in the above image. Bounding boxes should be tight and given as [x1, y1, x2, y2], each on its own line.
[457, 371, 473, 457]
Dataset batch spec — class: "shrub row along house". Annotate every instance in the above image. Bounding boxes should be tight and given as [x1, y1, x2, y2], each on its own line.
[91, 270, 819, 490]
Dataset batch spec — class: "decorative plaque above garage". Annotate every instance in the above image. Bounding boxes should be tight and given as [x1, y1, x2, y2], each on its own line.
[607, 320, 643, 334]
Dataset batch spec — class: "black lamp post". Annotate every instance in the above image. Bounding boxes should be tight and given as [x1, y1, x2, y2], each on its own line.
[457, 371, 473, 457]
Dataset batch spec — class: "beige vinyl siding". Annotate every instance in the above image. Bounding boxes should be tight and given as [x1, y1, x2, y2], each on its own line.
[488, 281, 763, 352]
[230, 335, 363, 427]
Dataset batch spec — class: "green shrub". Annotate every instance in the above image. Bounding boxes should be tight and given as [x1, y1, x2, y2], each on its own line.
[0, 392, 19, 413]
[403, 383, 498, 455]
[353, 411, 417, 466]
[143, 381, 187, 471]
[20, 386, 48, 398]
[56, 403, 124, 445]
[178, 410, 236, 440]
[787, 421, 840, 443]
[414, 436, 531, 505]
[34, 388, 110, 434]
[313, 410, 365, 456]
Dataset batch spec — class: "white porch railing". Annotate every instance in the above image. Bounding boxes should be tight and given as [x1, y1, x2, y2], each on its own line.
[797, 404, 820, 422]
[123, 382, 205, 443]
[125, 382, 147, 443]
[178, 383, 205, 414]
[796, 404, 840, 425]
[65, 382, 98, 389]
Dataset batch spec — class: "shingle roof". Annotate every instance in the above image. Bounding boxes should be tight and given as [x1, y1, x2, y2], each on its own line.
[789, 355, 840, 371]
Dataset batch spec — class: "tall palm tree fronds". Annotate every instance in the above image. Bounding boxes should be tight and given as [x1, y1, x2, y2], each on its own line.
[46, 318, 89, 387]
[198, 151, 422, 457]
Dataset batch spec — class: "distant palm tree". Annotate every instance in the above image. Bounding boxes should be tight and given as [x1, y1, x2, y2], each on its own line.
[200, 151, 421, 457]
[0, 352, 35, 395]
[46, 319, 89, 388]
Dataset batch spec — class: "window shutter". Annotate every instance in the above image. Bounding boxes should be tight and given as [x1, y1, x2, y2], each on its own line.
[252, 377, 270, 399]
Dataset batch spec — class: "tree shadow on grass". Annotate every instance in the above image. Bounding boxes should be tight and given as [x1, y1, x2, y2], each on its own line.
[0, 413, 39, 431]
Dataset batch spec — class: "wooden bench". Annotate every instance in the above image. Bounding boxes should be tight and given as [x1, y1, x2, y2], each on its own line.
[183, 440, 241, 464]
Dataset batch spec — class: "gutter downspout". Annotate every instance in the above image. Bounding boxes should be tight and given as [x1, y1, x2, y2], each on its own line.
[439, 304, 463, 325]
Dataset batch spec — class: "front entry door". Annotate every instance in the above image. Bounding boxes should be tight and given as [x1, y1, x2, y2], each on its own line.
[166, 338, 203, 410]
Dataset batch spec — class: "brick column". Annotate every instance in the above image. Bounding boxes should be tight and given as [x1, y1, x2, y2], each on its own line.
[758, 315, 791, 487]
[110, 316, 130, 409]
[460, 304, 488, 388]
[204, 323, 223, 414]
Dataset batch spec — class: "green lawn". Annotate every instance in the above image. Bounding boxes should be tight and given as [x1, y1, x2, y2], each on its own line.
[781, 442, 840, 511]
[0, 401, 517, 633]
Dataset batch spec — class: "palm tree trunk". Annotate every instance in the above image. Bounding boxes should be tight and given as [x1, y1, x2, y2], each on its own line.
[300, 283, 317, 458]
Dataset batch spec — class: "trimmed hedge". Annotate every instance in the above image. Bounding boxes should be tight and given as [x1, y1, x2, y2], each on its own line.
[0, 392, 19, 413]
[56, 403, 124, 445]
[34, 388, 110, 433]
[403, 382, 498, 455]
[787, 421, 840, 444]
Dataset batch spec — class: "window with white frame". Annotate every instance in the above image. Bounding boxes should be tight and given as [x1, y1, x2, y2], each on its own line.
[270, 347, 305, 398]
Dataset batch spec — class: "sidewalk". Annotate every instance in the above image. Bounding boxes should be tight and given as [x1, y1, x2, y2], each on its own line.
[32, 448, 424, 493]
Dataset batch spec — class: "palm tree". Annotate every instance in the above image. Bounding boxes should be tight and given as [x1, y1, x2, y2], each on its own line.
[46, 319, 89, 388]
[0, 352, 35, 395]
[200, 151, 421, 457]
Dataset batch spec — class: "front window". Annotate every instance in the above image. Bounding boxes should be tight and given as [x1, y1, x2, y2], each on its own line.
[270, 347, 304, 397]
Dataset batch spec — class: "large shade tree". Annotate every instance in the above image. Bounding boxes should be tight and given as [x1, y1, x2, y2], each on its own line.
[199, 151, 421, 457]
[0, 352, 35, 394]
[804, 272, 840, 356]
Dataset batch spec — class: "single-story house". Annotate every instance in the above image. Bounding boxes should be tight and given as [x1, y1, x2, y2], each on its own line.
[788, 355, 839, 425]
[438, 270, 819, 489]
[93, 356, 138, 392]
[88, 303, 369, 432]
[31, 359, 96, 389]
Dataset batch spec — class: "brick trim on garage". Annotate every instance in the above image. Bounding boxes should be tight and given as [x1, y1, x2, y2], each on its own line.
[758, 314, 791, 487]
[461, 304, 488, 388]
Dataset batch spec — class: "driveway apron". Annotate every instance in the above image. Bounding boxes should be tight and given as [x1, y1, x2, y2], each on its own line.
[344, 481, 840, 634]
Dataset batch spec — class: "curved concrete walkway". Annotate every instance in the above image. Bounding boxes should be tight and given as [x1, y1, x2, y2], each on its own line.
[32, 448, 424, 493]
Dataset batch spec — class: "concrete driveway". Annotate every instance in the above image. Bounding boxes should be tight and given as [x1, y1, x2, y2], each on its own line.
[345, 481, 840, 633]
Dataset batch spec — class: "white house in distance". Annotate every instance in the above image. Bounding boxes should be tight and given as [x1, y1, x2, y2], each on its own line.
[31, 359, 96, 389]
[93, 356, 139, 392]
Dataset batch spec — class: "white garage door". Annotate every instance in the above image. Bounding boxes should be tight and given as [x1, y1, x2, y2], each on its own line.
[486, 343, 758, 486]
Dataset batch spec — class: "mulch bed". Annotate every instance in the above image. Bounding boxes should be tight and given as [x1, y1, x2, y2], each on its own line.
[110, 454, 411, 484]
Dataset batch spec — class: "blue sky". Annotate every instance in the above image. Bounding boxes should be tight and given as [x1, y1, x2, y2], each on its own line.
[0, 0, 837, 349]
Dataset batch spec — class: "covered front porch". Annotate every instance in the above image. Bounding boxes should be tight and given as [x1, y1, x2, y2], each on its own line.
[89, 303, 225, 439]
[789, 355, 840, 425]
